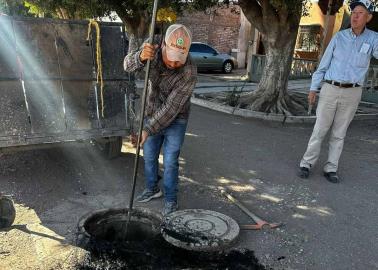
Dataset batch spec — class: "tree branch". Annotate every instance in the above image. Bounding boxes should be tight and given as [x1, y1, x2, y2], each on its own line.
[261, 1, 281, 41]
[270, 0, 289, 25]
[261, 0, 279, 23]
[238, 0, 265, 32]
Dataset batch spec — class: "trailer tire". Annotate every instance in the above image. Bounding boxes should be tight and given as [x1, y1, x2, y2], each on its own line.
[96, 136, 123, 159]
[106, 136, 123, 159]
[0, 196, 16, 229]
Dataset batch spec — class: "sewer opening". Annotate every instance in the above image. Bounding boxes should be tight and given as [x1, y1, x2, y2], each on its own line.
[79, 208, 162, 242]
[77, 208, 266, 270]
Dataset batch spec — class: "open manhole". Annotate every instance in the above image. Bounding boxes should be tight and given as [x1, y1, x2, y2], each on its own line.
[161, 209, 240, 251]
[77, 207, 162, 245]
[77, 207, 265, 269]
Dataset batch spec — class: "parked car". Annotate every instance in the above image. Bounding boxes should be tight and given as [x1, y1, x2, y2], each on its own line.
[189, 42, 237, 73]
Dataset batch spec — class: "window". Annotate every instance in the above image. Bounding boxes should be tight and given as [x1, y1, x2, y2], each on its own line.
[190, 43, 217, 54]
[296, 25, 321, 52]
[189, 43, 202, 52]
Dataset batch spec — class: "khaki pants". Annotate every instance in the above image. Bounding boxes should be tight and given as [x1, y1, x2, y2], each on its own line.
[300, 83, 362, 172]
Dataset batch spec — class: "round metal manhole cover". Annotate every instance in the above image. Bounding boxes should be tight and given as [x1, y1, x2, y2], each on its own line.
[161, 209, 239, 251]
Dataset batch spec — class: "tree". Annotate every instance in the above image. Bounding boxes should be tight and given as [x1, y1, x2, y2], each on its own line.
[24, 0, 218, 52]
[236, 0, 347, 115]
[0, 0, 35, 16]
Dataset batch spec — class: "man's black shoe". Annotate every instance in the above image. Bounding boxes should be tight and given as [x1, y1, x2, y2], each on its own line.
[298, 167, 310, 179]
[324, 172, 340, 183]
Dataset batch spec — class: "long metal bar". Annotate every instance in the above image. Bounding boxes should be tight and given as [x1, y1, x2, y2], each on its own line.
[124, 0, 159, 238]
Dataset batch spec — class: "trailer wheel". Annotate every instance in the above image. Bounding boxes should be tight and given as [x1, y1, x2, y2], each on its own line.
[96, 136, 123, 159]
[0, 196, 16, 229]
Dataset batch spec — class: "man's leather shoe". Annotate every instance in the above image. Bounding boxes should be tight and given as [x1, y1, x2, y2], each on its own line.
[324, 172, 340, 183]
[298, 167, 310, 179]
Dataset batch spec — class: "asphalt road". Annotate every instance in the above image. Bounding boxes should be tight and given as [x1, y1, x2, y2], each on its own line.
[182, 105, 378, 270]
[1, 96, 378, 269]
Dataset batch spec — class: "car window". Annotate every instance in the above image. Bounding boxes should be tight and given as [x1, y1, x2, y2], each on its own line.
[189, 44, 201, 53]
[190, 44, 217, 54]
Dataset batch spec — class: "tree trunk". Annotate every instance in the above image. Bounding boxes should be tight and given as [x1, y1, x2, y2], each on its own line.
[238, 0, 307, 115]
[239, 30, 305, 115]
[117, 10, 149, 53]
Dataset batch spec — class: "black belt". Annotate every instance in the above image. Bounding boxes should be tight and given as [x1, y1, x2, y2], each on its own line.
[325, 80, 360, 88]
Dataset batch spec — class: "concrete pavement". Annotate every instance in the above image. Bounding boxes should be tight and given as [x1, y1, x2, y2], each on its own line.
[0, 69, 377, 270]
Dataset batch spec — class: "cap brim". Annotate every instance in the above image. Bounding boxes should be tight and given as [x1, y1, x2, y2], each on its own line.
[165, 46, 188, 65]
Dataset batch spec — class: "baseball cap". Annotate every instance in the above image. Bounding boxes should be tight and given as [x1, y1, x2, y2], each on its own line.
[350, 0, 374, 13]
[164, 24, 192, 65]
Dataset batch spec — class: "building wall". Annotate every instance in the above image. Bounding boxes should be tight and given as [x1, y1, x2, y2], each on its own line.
[296, 2, 348, 60]
[237, 10, 252, 68]
[176, 6, 240, 54]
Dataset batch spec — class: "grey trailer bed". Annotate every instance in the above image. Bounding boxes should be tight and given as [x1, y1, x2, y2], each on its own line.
[0, 16, 136, 158]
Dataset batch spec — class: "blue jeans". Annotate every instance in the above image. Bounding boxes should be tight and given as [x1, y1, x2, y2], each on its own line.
[143, 118, 187, 202]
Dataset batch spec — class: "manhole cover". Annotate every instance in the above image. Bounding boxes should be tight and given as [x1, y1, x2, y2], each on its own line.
[161, 209, 239, 251]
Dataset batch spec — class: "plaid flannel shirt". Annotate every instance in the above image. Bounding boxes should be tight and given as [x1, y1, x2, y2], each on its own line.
[124, 48, 197, 135]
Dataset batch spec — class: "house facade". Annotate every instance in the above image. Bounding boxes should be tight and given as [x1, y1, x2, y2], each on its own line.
[176, 2, 350, 68]
[295, 2, 350, 60]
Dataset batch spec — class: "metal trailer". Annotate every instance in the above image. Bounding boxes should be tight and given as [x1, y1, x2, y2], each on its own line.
[0, 16, 137, 158]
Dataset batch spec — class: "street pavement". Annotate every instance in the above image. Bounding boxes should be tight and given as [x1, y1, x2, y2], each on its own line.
[0, 70, 377, 270]
[182, 105, 378, 270]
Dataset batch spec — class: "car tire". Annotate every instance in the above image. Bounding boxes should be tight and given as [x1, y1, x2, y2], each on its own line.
[222, 61, 233, 74]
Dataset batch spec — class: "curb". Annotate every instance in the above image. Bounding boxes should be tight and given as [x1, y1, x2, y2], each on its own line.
[198, 71, 248, 82]
[191, 97, 378, 124]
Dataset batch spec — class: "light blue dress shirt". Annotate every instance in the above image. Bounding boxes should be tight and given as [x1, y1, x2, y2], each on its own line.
[310, 28, 378, 91]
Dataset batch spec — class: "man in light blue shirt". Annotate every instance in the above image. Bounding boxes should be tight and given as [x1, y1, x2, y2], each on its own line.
[298, 0, 378, 183]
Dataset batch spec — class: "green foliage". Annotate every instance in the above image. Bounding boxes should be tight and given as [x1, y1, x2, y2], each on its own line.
[24, 0, 102, 19]
[22, 0, 219, 20]
[0, 0, 35, 16]
[24, 1, 45, 16]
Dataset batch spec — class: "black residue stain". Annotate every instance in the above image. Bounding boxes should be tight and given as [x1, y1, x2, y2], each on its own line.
[161, 226, 214, 244]
[78, 235, 268, 270]
[162, 227, 200, 243]
[55, 37, 73, 61]
[277, 256, 286, 261]
[78, 211, 268, 269]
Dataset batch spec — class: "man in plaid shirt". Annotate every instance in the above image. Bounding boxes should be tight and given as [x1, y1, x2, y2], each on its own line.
[124, 24, 197, 215]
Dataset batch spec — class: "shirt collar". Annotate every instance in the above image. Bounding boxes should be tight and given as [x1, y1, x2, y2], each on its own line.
[349, 27, 367, 38]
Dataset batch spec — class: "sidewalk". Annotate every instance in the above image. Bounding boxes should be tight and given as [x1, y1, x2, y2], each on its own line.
[135, 69, 378, 122]
[135, 68, 312, 94]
